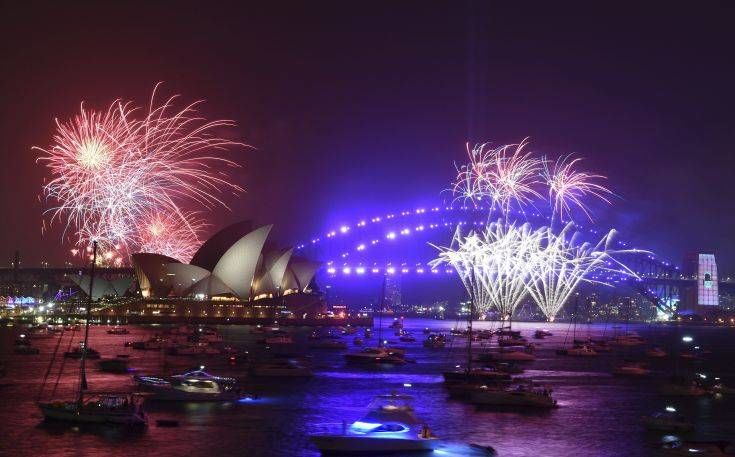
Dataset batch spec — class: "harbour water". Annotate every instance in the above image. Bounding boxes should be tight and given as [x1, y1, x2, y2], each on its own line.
[1, 319, 733, 456]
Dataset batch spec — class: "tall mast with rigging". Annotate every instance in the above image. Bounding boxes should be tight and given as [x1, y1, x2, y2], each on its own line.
[78, 241, 97, 405]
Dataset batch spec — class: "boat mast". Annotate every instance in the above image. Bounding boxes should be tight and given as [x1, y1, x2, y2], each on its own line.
[377, 274, 386, 347]
[78, 241, 97, 405]
[467, 296, 473, 374]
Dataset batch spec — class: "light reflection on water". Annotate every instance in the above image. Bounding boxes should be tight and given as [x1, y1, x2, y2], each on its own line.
[0, 319, 733, 456]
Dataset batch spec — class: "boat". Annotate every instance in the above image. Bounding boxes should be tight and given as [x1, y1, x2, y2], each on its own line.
[659, 377, 708, 396]
[442, 367, 512, 384]
[311, 393, 440, 454]
[344, 347, 406, 365]
[646, 346, 668, 358]
[353, 337, 364, 346]
[399, 333, 416, 343]
[470, 382, 557, 408]
[423, 334, 447, 348]
[388, 319, 403, 329]
[106, 326, 129, 335]
[658, 437, 735, 456]
[39, 393, 146, 425]
[534, 329, 553, 339]
[38, 241, 147, 426]
[98, 356, 130, 374]
[252, 359, 313, 377]
[641, 406, 694, 432]
[131, 336, 168, 350]
[168, 341, 222, 356]
[63, 324, 80, 331]
[612, 361, 650, 377]
[14, 334, 40, 354]
[498, 336, 527, 347]
[562, 345, 598, 357]
[65, 343, 101, 359]
[134, 368, 240, 401]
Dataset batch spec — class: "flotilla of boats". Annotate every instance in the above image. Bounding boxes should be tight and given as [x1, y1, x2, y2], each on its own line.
[11, 300, 728, 455]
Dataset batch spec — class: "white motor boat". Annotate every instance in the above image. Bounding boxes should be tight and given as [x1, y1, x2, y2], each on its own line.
[39, 393, 146, 425]
[470, 382, 557, 408]
[311, 393, 440, 454]
[252, 359, 313, 377]
[134, 369, 239, 401]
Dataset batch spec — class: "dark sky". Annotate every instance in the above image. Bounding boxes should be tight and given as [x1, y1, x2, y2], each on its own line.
[1, 1, 734, 271]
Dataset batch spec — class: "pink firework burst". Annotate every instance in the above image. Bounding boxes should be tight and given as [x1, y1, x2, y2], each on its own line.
[137, 211, 207, 262]
[35, 83, 245, 257]
[542, 155, 613, 222]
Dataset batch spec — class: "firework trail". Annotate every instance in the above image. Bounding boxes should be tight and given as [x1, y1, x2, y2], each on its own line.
[526, 223, 641, 321]
[137, 210, 207, 263]
[36, 84, 245, 259]
[542, 155, 613, 224]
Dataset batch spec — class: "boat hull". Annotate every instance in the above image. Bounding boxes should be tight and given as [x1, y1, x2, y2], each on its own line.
[311, 435, 437, 454]
[39, 403, 146, 425]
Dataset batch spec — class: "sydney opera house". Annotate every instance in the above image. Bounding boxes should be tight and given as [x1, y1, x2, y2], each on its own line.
[97, 221, 326, 323]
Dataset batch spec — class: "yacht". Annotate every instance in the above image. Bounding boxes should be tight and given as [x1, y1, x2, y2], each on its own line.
[134, 369, 239, 401]
[641, 406, 694, 432]
[470, 382, 557, 408]
[311, 393, 440, 454]
[39, 393, 146, 425]
[106, 326, 130, 335]
[561, 345, 598, 357]
[442, 366, 512, 384]
[65, 343, 101, 359]
[423, 334, 447, 348]
[98, 356, 130, 374]
[344, 347, 406, 364]
[131, 336, 168, 350]
[168, 341, 222, 356]
[14, 334, 40, 354]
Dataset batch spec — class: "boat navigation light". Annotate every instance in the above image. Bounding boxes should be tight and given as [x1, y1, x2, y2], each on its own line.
[665, 406, 676, 412]
[682, 336, 693, 343]
[403, 383, 412, 388]
[199, 365, 205, 370]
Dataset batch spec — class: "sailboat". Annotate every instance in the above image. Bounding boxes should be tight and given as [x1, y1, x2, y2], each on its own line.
[38, 242, 146, 426]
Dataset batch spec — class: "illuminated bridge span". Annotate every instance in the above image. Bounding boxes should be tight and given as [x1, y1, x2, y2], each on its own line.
[296, 204, 733, 314]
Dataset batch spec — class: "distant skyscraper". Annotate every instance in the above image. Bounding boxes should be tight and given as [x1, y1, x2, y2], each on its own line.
[683, 253, 719, 311]
[384, 275, 402, 311]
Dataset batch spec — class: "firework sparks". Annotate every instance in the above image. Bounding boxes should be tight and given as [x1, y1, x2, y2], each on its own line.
[35, 84, 245, 259]
[137, 211, 206, 262]
[526, 223, 640, 321]
[542, 155, 613, 223]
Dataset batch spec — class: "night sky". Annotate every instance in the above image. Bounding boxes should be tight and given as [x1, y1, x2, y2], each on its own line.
[1, 1, 734, 271]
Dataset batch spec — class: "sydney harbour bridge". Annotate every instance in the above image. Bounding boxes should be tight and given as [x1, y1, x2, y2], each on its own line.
[0, 203, 732, 319]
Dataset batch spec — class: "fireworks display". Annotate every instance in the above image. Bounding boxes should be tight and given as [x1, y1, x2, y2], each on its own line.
[451, 138, 611, 223]
[36, 84, 244, 262]
[438, 138, 638, 321]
